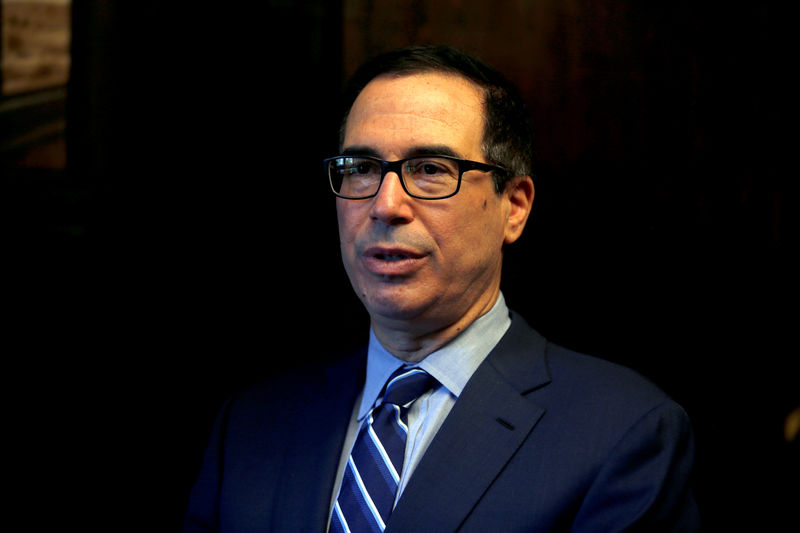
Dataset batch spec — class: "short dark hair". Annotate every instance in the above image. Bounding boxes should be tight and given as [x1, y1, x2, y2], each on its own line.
[339, 45, 534, 193]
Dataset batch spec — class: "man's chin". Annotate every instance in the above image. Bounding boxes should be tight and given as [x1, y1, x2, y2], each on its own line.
[361, 291, 431, 324]
[367, 302, 425, 324]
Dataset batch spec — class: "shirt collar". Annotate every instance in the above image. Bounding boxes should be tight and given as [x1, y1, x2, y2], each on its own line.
[359, 293, 511, 420]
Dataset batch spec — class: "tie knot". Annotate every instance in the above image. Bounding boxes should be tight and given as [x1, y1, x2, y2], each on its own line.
[381, 367, 435, 408]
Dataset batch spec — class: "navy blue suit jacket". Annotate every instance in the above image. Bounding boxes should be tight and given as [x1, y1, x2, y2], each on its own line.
[184, 312, 700, 532]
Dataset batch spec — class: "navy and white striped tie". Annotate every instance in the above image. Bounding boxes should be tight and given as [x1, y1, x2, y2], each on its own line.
[331, 367, 435, 532]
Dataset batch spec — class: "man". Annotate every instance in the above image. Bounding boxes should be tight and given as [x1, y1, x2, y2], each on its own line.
[184, 45, 699, 532]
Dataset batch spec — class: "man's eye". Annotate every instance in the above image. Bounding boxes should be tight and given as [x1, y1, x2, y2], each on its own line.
[408, 163, 442, 174]
[337, 163, 371, 175]
[356, 163, 374, 174]
[421, 164, 441, 174]
[406, 159, 455, 177]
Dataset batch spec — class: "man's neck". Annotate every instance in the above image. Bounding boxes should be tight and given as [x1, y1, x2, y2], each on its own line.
[370, 289, 501, 363]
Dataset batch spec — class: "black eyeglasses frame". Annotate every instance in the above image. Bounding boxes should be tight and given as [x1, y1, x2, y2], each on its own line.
[324, 154, 509, 200]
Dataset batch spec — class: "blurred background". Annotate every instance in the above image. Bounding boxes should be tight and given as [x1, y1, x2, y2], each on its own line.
[2, 0, 796, 530]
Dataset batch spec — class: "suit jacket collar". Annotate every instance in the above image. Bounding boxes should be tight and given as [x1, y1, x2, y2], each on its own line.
[386, 311, 551, 532]
[484, 310, 551, 395]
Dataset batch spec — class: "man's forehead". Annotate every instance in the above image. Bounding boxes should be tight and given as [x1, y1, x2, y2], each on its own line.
[342, 144, 463, 160]
[355, 71, 484, 112]
[344, 71, 486, 157]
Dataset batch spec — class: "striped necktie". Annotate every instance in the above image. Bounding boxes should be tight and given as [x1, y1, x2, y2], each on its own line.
[330, 367, 435, 532]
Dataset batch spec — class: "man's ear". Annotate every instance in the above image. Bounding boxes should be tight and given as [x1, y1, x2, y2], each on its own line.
[503, 176, 535, 244]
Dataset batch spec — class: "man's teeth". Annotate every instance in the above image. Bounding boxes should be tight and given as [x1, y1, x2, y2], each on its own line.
[377, 254, 406, 261]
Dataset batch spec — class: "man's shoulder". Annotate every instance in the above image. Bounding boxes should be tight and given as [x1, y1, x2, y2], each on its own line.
[546, 341, 672, 405]
[209, 346, 367, 453]
[227, 346, 367, 413]
[503, 311, 681, 419]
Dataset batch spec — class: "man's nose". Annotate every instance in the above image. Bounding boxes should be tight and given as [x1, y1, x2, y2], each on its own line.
[369, 170, 414, 224]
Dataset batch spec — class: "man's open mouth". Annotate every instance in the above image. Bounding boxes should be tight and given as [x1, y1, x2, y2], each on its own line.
[375, 253, 409, 261]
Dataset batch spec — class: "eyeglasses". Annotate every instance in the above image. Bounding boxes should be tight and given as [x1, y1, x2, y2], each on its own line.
[325, 154, 508, 200]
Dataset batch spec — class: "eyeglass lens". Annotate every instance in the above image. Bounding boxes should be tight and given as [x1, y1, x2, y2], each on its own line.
[328, 156, 460, 199]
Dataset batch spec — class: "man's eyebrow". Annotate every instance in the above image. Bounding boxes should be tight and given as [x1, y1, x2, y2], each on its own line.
[341, 146, 381, 158]
[406, 145, 461, 159]
[340, 145, 463, 160]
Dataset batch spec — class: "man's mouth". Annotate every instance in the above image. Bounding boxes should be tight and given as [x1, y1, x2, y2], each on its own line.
[361, 246, 426, 276]
[364, 245, 425, 260]
[375, 253, 410, 261]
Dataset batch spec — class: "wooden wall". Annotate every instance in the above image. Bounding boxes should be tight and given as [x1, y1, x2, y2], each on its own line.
[1, 1, 70, 171]
[1, 0, 71, 95]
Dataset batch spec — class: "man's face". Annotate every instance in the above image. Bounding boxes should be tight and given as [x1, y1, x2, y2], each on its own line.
[337, 72, 526, 337]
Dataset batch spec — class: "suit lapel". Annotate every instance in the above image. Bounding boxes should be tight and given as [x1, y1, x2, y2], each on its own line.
[270, 351, 366, 532]
[387, 314, 551, 532]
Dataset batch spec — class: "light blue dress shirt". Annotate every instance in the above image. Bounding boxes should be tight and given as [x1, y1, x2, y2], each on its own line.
[329, 293, 512, 516]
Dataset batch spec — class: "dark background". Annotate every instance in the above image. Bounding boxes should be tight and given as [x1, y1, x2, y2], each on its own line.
[3, 1, 796, 530]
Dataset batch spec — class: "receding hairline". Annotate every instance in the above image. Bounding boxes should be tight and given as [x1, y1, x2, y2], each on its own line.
[340, 69, 492, 151]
